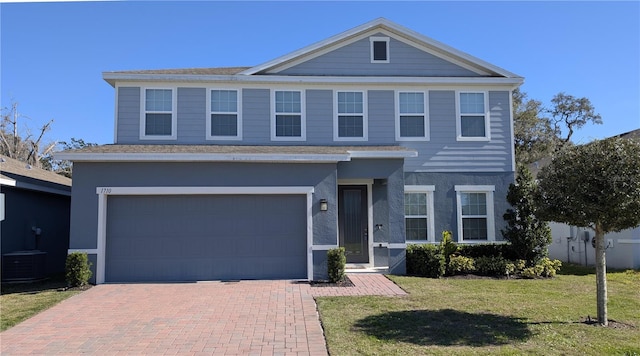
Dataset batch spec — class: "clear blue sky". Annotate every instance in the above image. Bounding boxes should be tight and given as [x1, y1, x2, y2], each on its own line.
[1, 1, 638, 146]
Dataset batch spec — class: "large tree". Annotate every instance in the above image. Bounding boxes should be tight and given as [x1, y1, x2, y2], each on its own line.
[1, 102, 55, 168]
[536, 137, 640, 326]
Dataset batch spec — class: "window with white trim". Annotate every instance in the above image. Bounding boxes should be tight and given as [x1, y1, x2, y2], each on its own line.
[272, 90, 305, 141]
[404, 185, 435, 242]
[457, 92, 490, 140]
[335, 91, 367, 141]
[370, 36, 390, 63]
[207, 89, 241, 140]
[141, 88, 176, 139]
[455, 185, 495, 242]
[396, 91, 429, 141]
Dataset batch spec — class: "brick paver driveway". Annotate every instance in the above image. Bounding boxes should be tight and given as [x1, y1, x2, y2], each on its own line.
[1, 274, 405, 355]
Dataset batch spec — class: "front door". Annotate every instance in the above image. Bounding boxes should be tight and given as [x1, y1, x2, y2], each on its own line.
[338, 185, 368, 264]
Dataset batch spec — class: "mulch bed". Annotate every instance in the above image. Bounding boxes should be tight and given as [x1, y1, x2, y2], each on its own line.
[310, 276, 355, 287]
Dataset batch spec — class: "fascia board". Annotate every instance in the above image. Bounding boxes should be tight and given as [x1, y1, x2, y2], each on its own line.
[348, 150, 418, 159]
[103, 72, 523, 87]
[54, 152, 352, 163]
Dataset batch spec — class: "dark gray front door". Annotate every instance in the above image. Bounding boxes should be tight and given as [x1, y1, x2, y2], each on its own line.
[338, 185, 368, 263]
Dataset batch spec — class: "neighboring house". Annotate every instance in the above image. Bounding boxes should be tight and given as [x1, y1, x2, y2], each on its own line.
[56, 18, 523, 283]
[546, 129, 640, 269]
[0, 155, 72, 280]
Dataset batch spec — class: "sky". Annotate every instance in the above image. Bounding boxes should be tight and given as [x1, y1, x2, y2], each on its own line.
[1, 1, 638, 147]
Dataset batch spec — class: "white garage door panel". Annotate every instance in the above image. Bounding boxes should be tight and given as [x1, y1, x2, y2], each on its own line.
[105, 194, 307, 282]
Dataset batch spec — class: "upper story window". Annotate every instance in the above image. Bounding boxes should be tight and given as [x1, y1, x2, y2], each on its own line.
[457, 91, 490, 141]
[455, 185, 496, 243]
[207, 89, 241, 140]
[396, 91, 429, 141]
[334, 91, 367, 141]
[370, 36, 390, 63]
[404, 185, 435, 243]
[272, 90, 305, 141]
[141, 88, 176, 140]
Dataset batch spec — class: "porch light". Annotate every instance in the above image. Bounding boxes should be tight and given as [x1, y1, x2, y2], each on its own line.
[319, 199, 328, 212]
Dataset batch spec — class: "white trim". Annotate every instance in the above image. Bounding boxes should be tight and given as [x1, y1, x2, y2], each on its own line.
[271, 89, 306, 141]
[140, 87, 178, 140]
[104, 74, 523, 88]
[347, 150, 418, 159]
[0, 177, 16, 186]
[93, 186, 315, 284]
[617, 239, 640, 244]
[370, 36, 390, 63]
[114, 86, 119, 143]
[312, 245, 339, 250]
[509, 89, 517, 172]
[388, 243, 407, 249]
[395, 91, 430, 141]
[455, 91, 491, 141]
[404, 185, 436, 243]
[334, 90, 368, 142]
[206, 88, 242, 141]
[454, 185, 496, 243]
[56, 152, 352, 163]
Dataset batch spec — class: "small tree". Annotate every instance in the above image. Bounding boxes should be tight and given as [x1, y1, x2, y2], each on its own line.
[537, 137, 640, 326]
[65, 252, 92, 287]
[502, 164, 552, 266]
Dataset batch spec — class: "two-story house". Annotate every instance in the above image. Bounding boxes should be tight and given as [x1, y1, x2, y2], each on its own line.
[58, 18, 523, 283]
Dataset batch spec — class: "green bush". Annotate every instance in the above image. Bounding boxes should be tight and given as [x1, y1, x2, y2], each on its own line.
[65, 252, 92, 287]
[406, 244, 445, 278]
[457, 243, 519, 260]
[439, 230, 458, 275]
[540, 258, 562, 277]
[327, 247, 346, 283]
[474, 256, 510, 276]
[448, 255, 476, 274]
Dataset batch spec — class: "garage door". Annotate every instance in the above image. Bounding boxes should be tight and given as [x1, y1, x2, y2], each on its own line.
[105, 194, 307, 282]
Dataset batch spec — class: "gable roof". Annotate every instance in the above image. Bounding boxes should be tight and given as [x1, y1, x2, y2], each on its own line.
[0, 155, 71, 196]
[103, 18, 523, 87]
[239, 18, 522, 79]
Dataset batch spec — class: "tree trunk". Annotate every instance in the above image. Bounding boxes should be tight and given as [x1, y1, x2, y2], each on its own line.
[594, 223, 608, 326]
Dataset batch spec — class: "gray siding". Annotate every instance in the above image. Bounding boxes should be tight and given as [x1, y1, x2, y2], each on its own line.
[115, 87, 140, 144]
[404, 171, 514, 243]
[114, 87, 513, 173]
[277, 34, 481, 77]
[401, 90, 513, 173]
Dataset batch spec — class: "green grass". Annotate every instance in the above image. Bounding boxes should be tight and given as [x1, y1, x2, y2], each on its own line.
[0, 276, 85, 331]
[317, 264, 640, 355]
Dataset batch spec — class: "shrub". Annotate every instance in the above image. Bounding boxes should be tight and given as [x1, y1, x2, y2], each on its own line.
[439, 230, 458, 275]
[327, 247, 346, 283]
[448, 255, 476, 274]
[65, 252, 92, 287]
[406, 244, 445, 278]
[457, 243, 518, 260]
[474, 256, 510, 276]
[519, 258, 562, 279]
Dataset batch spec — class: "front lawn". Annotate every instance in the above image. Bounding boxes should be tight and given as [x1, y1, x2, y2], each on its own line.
[1, 276, 86, 331]
[316, 265, 640, 355]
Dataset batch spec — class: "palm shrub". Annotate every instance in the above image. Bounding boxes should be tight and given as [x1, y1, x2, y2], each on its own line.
[65, 252, 92, 287]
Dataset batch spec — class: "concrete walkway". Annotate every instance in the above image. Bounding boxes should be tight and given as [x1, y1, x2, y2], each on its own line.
[1, 274, 406, 355]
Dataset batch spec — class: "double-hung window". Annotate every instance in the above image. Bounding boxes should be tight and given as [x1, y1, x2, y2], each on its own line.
[404, 185, 435, 242]
[457, 91, 490, 140]
[208, 89, 241, 140]
[455, 185, 495, 242]
[396, 91, 429, 141]
[335, 91, 367, 141]
[272, 90, 305, 141]
[141, 88, 176, 139]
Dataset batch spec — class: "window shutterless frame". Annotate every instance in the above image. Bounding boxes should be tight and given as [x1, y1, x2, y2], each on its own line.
[334, 90, 368, 141]
[271, 89, 306, 141]
[404, 185, 435, 243]
[396, 91, 429, 141]
[455, 185, 495, 243]
[455, 91, 491, 141]
[370, 36, 390, 63]
[140, 87, 177, 140]
[206, 88, 242, 141]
